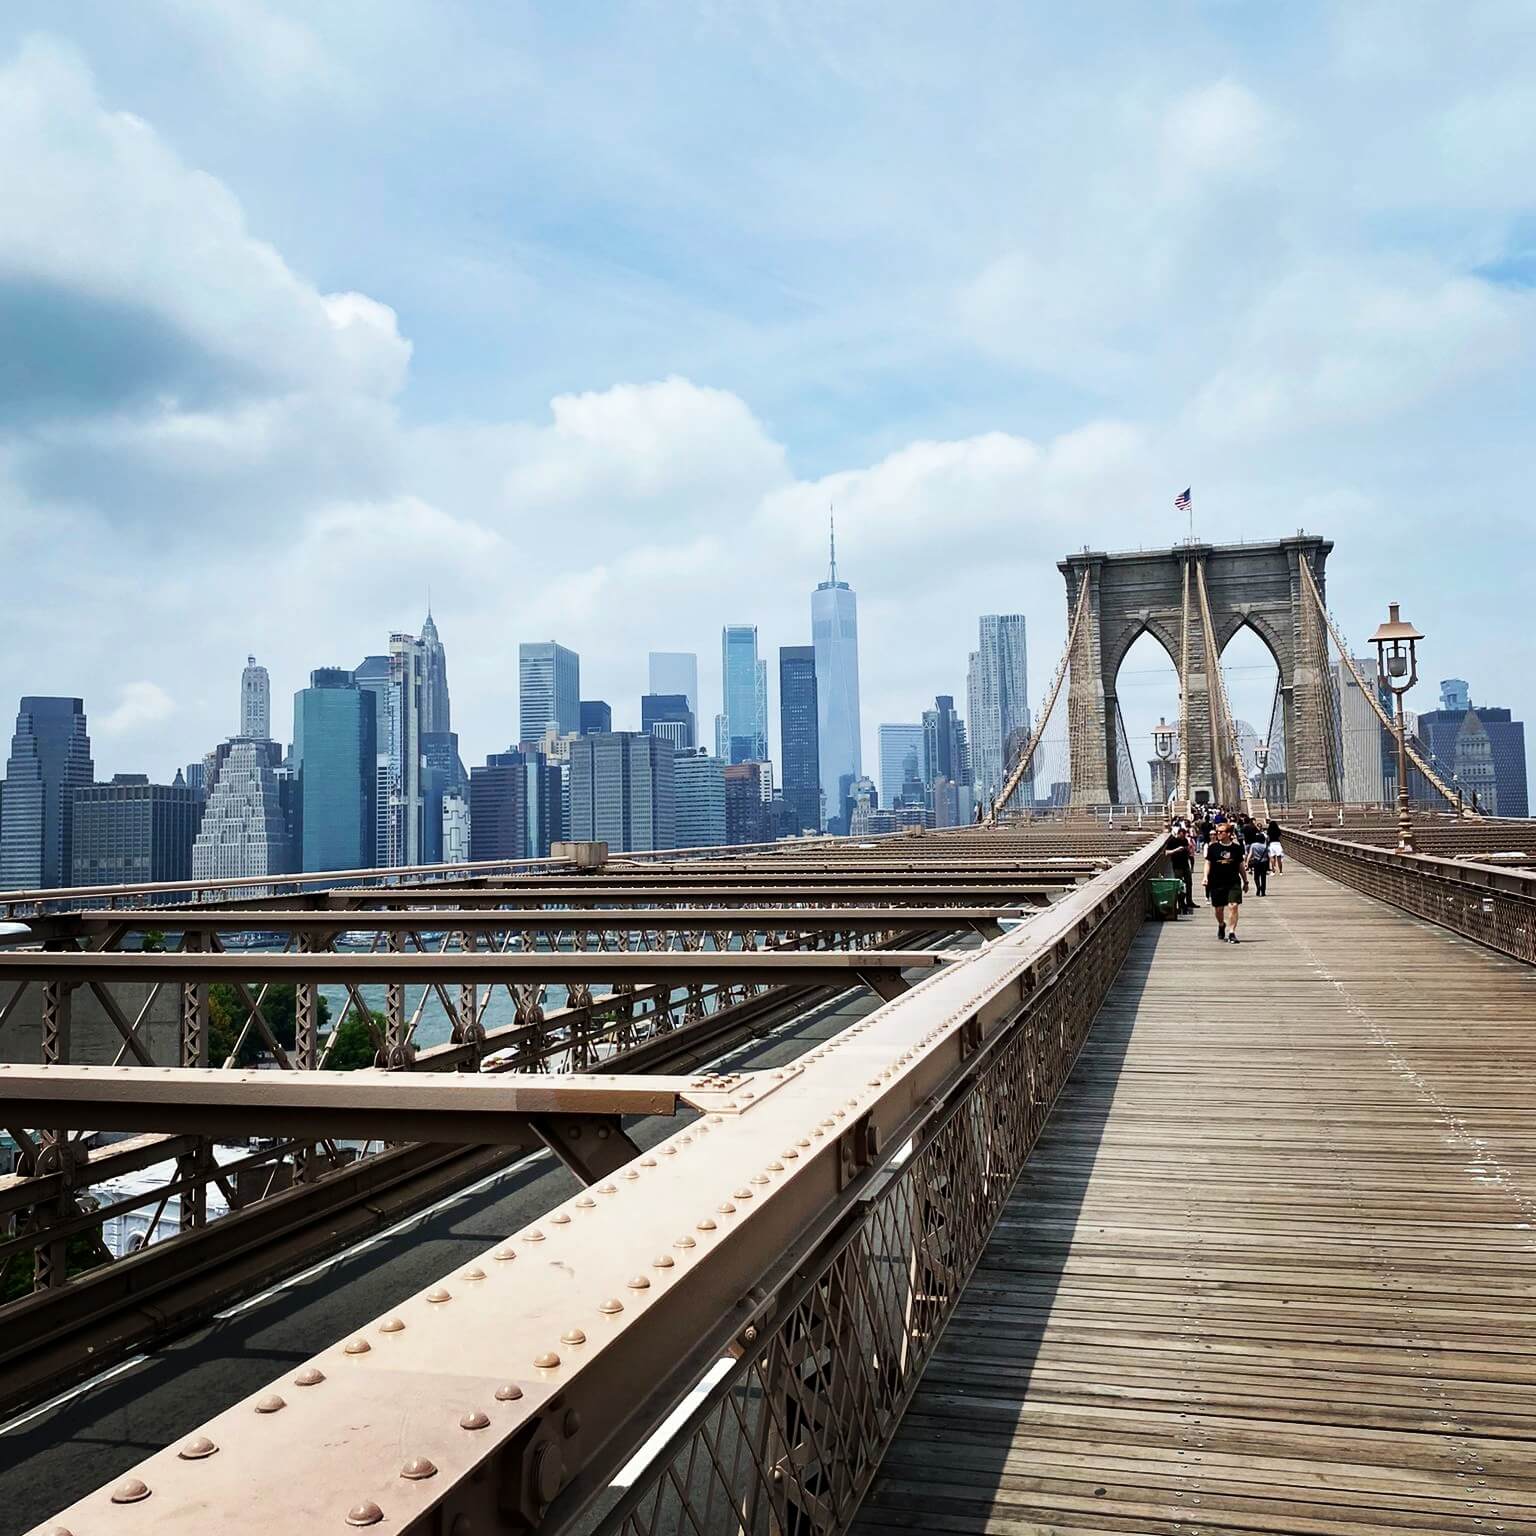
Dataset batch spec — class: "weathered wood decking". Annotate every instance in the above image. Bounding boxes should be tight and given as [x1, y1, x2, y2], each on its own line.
[860, 864, 1536, 1535]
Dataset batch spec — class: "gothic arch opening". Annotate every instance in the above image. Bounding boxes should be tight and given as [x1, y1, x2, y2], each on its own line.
[1113, 628, 1182, 807]
[1219, 623, 1282, 802]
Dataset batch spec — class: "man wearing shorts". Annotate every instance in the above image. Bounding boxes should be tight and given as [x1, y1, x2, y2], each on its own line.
[1204, 820, 1247, 943]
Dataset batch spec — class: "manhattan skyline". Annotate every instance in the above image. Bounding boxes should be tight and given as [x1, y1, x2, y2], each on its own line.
[0, 8, 1532, 791]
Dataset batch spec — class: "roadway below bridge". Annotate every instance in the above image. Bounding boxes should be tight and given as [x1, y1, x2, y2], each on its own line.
[0, 951, 962, 1532]
[857, 865, 1536, 1536]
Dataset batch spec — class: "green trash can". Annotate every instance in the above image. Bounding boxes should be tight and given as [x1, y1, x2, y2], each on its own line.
[1148, 877, 1183, 920]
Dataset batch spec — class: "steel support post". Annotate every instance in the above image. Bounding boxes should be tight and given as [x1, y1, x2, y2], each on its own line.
[40, 979, 73, 1066]
[385, 930, 406, 1065]
[180, 934, 209, 1068]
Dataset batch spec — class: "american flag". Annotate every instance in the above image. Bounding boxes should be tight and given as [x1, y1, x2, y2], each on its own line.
[1174, 488, 1192, 512]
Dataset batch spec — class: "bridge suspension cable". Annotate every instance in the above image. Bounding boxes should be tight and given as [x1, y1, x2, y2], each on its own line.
[1295, 556, 1474, 817]
[1194, 557, 1255, 817]
[987, 570, 1090, 825]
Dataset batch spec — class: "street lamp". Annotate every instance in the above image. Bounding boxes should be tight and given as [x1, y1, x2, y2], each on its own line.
[1369, 601, 1423, 854]
[1153, 717, 1176, 824]
[1253, 739, 1270, 797]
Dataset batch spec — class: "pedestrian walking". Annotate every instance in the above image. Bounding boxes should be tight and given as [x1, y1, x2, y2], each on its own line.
[1248, 832, 1270, 895]
[1266, 818, 1285, 875]
[1203, 819, 1247, 943]
[1164, 819, 1196, 912]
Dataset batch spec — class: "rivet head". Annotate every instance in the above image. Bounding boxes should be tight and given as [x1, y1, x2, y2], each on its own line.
[640, 1157, 657, 1167]
[575, 1196, 596, 1208]
[660, 1145, 677, 1156]
[551, 1212, 571, 1225]
[379, 1317, 405, 1333]
[598, 1183, 617, 1195]
[626, 1274, 651, 1290]
[495, 1383, 524, 1401]
[462, 1266, 486, 1280]
[675, 1235, 697, 1249]
[295, 1367, 325, 1386]
[345, 1502, 384, 1527]
[709, 1114, 723, 1124]
[622, 1168, 639, 1180]
[401, 1457, 438, 1481]
[178, 1435, 218, 1460]
[696, 1217, 717, 1231]
[255, 1394, 286, 1413]
[599, 1297, 624, 1314]
[652, 1254, 675, 1269]
[40, 1527, 73, 1536]
[534, 1350, 561, 1369]
[522, 1229, 545, 1242]
[461, 1409, 491, 1430]
[718, 1201, 736, 1214]
[344, 1337, 371, 1355]
[495, 1246, 517, 1261]
[797, 1138, 810, 1148]
[751, 1174, 770, 1185]
[734, 1187, 754, 1200]
[768, 1160, 784, 1171]
[111, 1478, 151, 1504]
[561, 1327, 588, 1345]
[427, 1288, 452, 1304]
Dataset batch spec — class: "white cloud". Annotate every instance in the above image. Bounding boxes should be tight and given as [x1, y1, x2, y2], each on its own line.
[98, 680, 175, 735]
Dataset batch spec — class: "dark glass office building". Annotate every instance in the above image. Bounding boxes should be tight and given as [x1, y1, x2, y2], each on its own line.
[0, 697, 94, 890]
[641, 693, 696, 751]
[1413, 696, 1529, 817]
[470, 752, 529, 860]
[579, 700, 612, 736]
[294, 670, 378, 873]
[71, 773, 200, 887]
[778, 647, 820, 833]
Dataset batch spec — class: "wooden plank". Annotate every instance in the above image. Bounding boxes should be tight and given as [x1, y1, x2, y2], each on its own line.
[857, 866, 1536, 1536]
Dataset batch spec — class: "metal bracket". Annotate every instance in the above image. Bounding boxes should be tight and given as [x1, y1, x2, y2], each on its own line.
[528, 1115, 644, 1185]
[680, 1064, 805, 1117]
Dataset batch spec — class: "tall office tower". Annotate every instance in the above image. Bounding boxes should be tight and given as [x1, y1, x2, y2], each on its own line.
[756, 660, 768, 759]
[673, 751, 727, 848]
[569, 733, 676, 853]
[419, 607, 452, 734]
[470, 752, 530, 860]
[191, 738, 291, 881]
[385, 633, 426, 866]
[723, 761, 770, 845]
[1441, 678, 1470, 712]
[720, 626, 766, 764]
[1454, 711, 1499, 813]
[294, 669, 378, 872]
[970, 616, 1030, 813]
[1338, 658, 1387, 805]
[811, 518, 861, 817]
[442, 790, 470, 864]
[778, 646, 821, 834]
[351, 654, 394, 866]
[922, 696, 968, 788]
[713, 714, 729, 760]
[71, 773, 200, 887]
[579, 700, 612, 736]
[420, 730, 464, 864]
[241, 655, 271, 741]
[648, 653, 700, 721]
[519, 642, 580, 746]
[0, 697, 94, 890]
[878, 724, 925, 812]
[641, 693, 696, 751]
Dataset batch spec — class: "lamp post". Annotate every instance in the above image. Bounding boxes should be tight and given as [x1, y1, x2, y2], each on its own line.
[1369, 601, 1423, 854]
[1253, 739, 1270, 800]
[1153, 717, 1176, 825]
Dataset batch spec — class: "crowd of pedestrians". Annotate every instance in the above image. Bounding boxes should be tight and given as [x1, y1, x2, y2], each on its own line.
[1161, 808, 1285, 943]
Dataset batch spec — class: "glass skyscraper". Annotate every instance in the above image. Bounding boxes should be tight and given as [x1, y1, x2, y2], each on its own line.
[294, 669, 378, 872]
[878, 723, 925, 811]
[0, 697, 94, 890]
[673, 750, 726, 848]
[569, 733, 676, 853]
[520, 642, 580, 745]
[970, 615, 1031, 813]
[811, 520, 861, 823]
[648, 652, 699, 722]
[641, 693, 696, 751]
[779, 646, 821, 833]
[721, 626, 766, 764]
[419, 608, 451, 735]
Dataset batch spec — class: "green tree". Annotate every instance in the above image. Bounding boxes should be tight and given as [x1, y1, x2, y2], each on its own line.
[207, 983, 331, 1067]
[323, 1010, 385, 1070]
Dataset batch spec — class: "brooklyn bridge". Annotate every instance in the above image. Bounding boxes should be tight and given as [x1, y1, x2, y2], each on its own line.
[4, 536, 1534, 1536]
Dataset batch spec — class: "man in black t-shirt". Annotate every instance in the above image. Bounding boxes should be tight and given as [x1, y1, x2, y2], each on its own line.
[1203, 821, 1248, 943]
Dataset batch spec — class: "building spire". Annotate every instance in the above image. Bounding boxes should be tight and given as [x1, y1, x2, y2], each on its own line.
[829, 506, 837, 583]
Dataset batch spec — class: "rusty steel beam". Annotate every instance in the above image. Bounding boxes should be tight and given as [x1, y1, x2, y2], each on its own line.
[40, 837, 1163, 1536]
[0, 948, 948, 986]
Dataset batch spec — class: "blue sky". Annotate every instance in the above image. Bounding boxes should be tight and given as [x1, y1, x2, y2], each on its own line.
[1, 1, 1533, 784]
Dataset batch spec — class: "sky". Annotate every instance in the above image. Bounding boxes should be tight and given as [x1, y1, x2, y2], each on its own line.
[2, 1, 1533, 789]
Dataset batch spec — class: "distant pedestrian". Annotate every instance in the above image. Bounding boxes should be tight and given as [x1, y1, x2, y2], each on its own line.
[1164, 820, 1195, 912]
[1266, 819, 1285, 874]
[1203, 820, 1247, 943]
[1248, 833, 1270, 895]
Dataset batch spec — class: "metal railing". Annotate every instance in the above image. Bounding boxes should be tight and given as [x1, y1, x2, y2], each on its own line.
[35, 833, 1162, 1535]
[1290, 829, 1536, 965]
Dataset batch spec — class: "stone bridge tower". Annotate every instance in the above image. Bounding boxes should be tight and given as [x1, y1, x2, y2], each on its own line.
[1059, 536, 1336, 808]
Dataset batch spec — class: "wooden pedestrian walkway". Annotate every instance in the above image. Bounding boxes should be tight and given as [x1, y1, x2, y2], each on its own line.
[858, 864, 1536, 1535]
